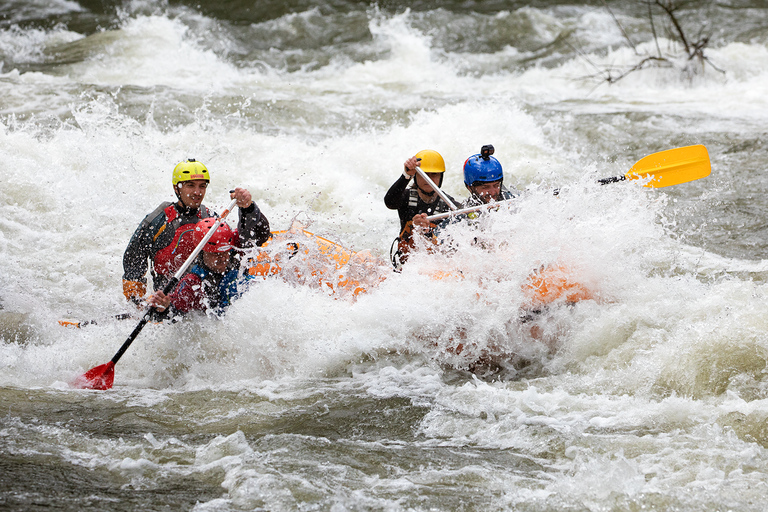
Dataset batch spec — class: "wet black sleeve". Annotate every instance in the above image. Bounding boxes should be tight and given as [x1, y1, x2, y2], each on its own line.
[384, 175, 411, 210]
[237, 202, 271, 248]
[122, 214, 161, 283]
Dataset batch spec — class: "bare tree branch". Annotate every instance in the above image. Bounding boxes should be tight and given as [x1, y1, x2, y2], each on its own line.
[646, 0, 662, 57]
[654, 0, 691, 55]
[588, 0, 724, 85]
[602, 0, 638, 53]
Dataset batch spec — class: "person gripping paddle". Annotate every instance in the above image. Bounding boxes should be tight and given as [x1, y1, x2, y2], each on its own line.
[74, 194, 248, 390]
[122, 159, 270, 305]
[384, 149, 459, 268]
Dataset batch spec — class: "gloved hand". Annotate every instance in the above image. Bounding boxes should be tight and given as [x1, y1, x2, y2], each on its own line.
[122, 279, 146, 305]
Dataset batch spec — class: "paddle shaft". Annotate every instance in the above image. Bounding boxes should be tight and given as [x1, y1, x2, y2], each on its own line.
[427, 146, 710, 221]
[59, 312, 132, 328]
[427, 199, 513, 222]
[426, 200, 515, 222]
[109, 197, 239, 366]
[414, 167, 459, 211]
[597, 175, 626, 185]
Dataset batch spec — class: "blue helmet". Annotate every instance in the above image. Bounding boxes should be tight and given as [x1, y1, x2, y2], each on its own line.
[463, 145, 503, 186]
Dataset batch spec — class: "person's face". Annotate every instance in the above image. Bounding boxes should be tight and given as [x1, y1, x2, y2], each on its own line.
[469, 180, 502, 204]
[415, 172, 443, 202]
[202, 251, 230, 273]
[176, 179, 208, 208]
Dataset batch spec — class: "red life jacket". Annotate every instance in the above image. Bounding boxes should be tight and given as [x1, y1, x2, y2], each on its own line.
[152, 204, 205, 279]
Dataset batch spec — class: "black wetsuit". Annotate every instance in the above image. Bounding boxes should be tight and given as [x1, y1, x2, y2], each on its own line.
[384, 175, 458, 231]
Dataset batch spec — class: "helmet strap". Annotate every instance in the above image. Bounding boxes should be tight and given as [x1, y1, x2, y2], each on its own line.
[415, 182, 436, 197]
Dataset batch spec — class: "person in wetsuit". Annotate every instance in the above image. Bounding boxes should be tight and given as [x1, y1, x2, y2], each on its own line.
[148, 218, 251, 316]
[462, 145, 517, 208]
[384, 149, 458, 268]
[122, 159, 270, 305]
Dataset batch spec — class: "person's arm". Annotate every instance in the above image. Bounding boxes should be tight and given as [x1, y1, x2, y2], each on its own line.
[122, 202, 173, 303]
[237, 202, 270, 247]
[384, 155, 420, 209]
[231, 187, 270, 248]
[384, 175, 411, 210]
[122, 220, 155, 303]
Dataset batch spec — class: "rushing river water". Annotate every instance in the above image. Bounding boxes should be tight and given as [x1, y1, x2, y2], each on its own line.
[3, 0, 768, 510]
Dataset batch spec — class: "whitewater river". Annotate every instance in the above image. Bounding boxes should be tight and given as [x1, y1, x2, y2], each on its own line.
[3, 0, 768, 510]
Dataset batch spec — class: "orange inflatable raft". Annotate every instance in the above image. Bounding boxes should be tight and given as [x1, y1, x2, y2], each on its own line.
[247, 223, 383, 298]
[522, 264, 594, 309]
[247, 224, 594, 308]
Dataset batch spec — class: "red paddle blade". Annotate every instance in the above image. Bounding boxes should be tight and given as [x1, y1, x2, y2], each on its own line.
[72, 361, 115, 390]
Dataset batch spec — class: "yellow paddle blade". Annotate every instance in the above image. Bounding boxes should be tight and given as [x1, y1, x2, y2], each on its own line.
[626, 144, 711, 188]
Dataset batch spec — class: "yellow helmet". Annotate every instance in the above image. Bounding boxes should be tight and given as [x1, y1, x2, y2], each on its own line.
[415, 149, 445, 174]
[172, 159, 210, 186]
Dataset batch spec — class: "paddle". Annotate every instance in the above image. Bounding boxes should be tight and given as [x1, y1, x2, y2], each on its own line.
[426, 201, 515, 222]
[597, 144, 710, 187]
[72, 197, 239, 390]
[59, 313, 133, 329]
[426, 145, 711, 222]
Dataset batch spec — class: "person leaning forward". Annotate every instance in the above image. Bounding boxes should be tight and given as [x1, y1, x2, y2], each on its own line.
[122, 159, 270, 305]
[147, 218, 251, 317]
[384, 149, 458, 267]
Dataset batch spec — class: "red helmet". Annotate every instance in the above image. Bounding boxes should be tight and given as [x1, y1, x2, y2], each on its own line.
[194, 218, 234, 253]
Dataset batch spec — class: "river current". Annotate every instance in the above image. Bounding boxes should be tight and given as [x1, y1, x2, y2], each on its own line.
[2, 1, 768, 510]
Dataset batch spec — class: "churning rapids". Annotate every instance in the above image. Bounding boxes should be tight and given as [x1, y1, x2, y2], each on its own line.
[3, 1, 768, 510]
